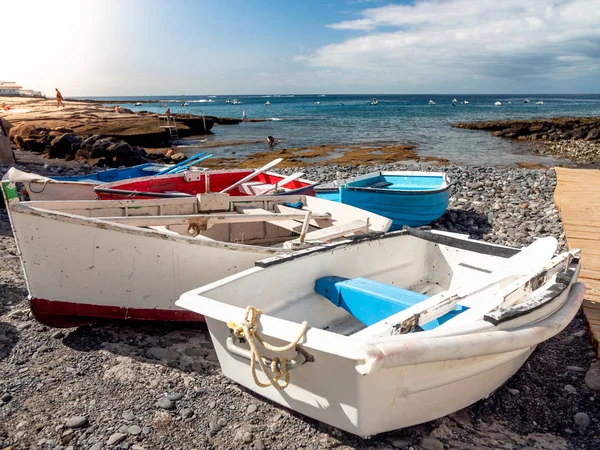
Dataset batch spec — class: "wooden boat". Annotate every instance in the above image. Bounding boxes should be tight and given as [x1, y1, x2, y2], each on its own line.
[176, 228, 583, 436]
[2, 182, 391, 328]
[315, 171, 450, 230]
[2, 152, 212, 201]
[95, 168, 319, 200]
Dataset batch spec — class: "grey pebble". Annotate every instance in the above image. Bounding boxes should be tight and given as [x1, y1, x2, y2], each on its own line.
[128, 425, 142, 435]
[122, 410, 135, 421]
[89, 442, 103, 450]
[247, 403, 258, 414]
[156, 396, 174, 410]
[574, 412, 590, 430]
[118, 425, 129, 434]
[209, 421, 222, 432]
[564, 384, 577, 394]
[167, 392, 183, 401]
[66, 416, 88, 429]
[106, 432, 127, 446]
[1, 393, 12, 402]
[234, 430, 253, 443]
[269, 423, 281, 433]
[420, 437, 444, 450]
[52, 330, 66, 339]
[180, 408, 194, 419]
[253, 439, 266, 450]
[507, 388, 520, 395]
[217, 418, 227, 427]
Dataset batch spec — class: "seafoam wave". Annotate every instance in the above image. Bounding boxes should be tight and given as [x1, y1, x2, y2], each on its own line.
[268, 117, 283, 121]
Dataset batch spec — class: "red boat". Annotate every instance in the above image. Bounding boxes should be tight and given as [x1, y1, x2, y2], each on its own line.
[95, 169, 319, 200]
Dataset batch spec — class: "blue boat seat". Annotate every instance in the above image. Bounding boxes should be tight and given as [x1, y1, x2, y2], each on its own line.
[314, 276, 467, 330]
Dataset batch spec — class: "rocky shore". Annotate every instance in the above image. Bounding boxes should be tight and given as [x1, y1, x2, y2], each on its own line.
[1, 159, 599, 450]
[453, 117, 600, 163]
[0, 97, 219, 167]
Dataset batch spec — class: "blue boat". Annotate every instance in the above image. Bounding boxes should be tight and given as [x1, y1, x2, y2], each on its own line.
[314, 171, 450, 230]
[51, 152, 213, 184]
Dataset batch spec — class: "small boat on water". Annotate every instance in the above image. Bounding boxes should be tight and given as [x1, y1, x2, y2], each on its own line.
[370, 98, 379, 105]
[182, 102, 190, 106]
[95, 161, 319, 199]
[428, 99, 436, 105]
[134, 102, 142, 106]
[231, 99, 241, 105]
[1, 185, 391, 327]
[2, 153, 213, 201]
[495, 101, 502, 106]
[314, 171, 450, 230]
[265, 101, 271, 105]
[524, 99, 531, 103]
[452, 98, 458, 103]
[176, 228, 583, 436]
[537, 101, 544, 105]
[462, 100, 469, 104]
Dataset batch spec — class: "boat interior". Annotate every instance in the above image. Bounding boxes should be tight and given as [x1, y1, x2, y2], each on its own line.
[189, 230, 576, 338]
[95, 169, 315, 198]
[12, 193, 387, 249]
[345, 171, 448, 191]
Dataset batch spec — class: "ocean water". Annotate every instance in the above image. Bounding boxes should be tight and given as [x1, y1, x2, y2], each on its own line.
[94, 94, 600, 166]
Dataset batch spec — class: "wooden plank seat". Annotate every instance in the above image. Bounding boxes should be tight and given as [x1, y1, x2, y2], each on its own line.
[314, 276, 467, 330]
[235, 206, 329, 233]
[283, 220, 369, 249]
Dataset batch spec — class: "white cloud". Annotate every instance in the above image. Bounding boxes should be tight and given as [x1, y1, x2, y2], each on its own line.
[308, 0, 600, 90]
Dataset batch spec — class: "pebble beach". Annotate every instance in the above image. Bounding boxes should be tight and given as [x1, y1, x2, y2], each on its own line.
[1, 157, 599, 450]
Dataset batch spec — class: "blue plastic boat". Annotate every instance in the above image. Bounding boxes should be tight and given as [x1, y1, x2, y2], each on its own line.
[51, 152, 213, 184]
[314, 171, 450, 230]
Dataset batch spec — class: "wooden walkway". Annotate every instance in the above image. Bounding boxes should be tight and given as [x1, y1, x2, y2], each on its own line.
[554, 167, 600, 355]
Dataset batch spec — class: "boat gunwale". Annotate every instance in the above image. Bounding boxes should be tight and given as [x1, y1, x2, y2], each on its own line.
[315, 170, 451, 195]
[94, 169, 319, 196]
[256, 227, 520, 269]
[178, 267, 584, 369]
[9, 203, 287, 255]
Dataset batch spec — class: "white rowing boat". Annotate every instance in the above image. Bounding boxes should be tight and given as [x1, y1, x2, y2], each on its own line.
[177, 228, 584, 436]
[1, 183, 391, 328]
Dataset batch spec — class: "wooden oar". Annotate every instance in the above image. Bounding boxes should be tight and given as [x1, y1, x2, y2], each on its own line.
[220, 158, 283, 193]
[263, 172, 305, 194]
[156, 152, 209, 175]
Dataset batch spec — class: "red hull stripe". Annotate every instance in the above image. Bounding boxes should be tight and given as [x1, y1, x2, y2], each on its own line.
[29, 297, 204, 328]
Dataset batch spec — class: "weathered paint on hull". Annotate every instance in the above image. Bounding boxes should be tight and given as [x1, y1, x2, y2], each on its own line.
[30, 297, 204, 328]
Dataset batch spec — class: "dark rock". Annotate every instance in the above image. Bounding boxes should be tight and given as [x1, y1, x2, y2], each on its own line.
[584, 361, 600, 392]
[46, 133, 82, 159]
[156, 397, 174, 410]
[586, 128, 600, 140]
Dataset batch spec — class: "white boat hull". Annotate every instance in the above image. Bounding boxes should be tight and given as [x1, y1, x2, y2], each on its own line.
[177, 230, 585, 436]
[3, 191, 391, 327]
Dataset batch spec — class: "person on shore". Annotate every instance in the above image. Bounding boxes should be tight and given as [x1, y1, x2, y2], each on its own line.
[267, 136, 276, 146]
[114, 105, 121, 113]
[1, 103, 11, 111]
[55, 88, 64, 107]
[165, 108, 172, 116]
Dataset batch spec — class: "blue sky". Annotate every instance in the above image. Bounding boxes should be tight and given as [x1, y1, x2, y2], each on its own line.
[4, 0, 600, 96]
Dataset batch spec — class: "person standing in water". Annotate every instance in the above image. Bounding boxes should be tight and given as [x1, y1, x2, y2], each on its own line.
[267, 136, 275, 146]
[55, 88, 64, 107]
[242, 110, 247, 121]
